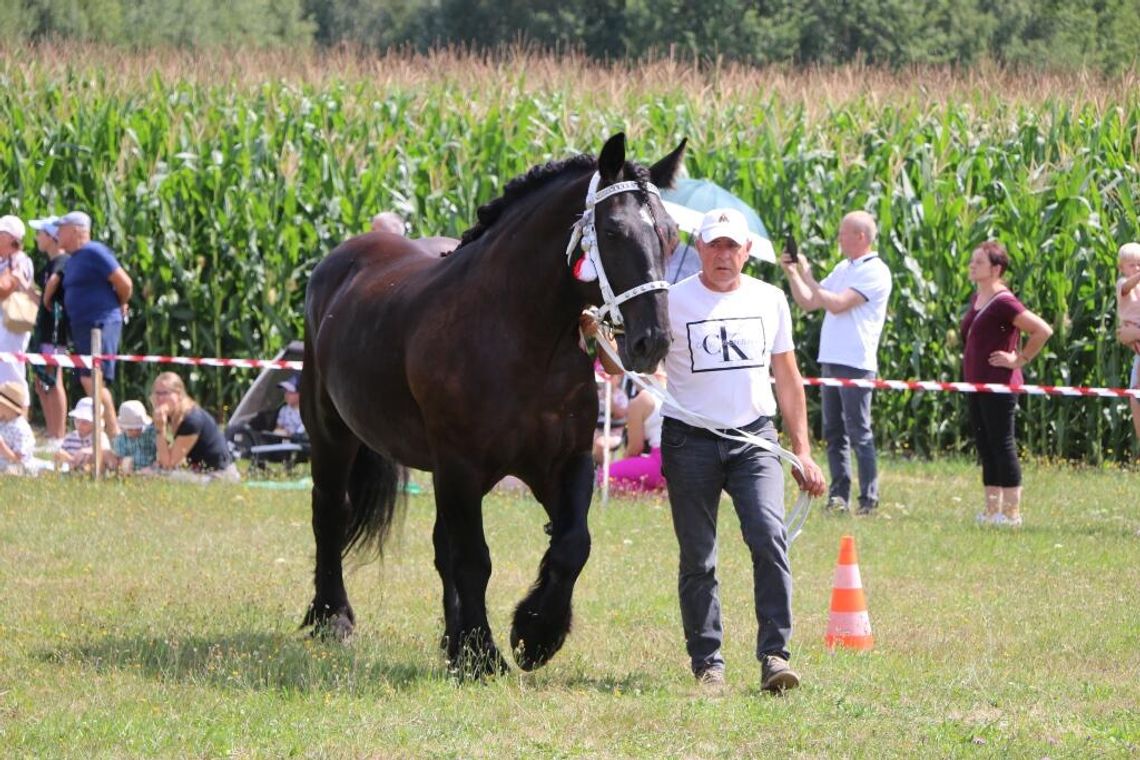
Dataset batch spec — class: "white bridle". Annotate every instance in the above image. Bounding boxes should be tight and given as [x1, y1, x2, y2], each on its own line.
[564, 172, 671, 327]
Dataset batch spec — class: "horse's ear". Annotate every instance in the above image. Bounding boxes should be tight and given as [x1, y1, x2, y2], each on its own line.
[598, 132, 627, 182]
[649, 138, 687, 190]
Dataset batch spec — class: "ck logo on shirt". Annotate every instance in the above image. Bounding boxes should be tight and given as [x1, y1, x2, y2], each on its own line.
[685, 317, 767, 372]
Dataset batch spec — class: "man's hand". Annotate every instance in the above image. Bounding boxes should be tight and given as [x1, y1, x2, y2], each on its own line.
[578, 310, 599, 339]
[790, 452, 827, 497]
[779, 252, 809, 277]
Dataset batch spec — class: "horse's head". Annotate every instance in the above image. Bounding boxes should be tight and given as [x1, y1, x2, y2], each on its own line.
[571, 132, 686, 373]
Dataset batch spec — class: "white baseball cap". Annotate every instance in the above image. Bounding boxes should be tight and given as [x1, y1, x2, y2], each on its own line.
[29, 216, 60, 239]
[0, 215, 26, 240]
[698, 208, 750, 246]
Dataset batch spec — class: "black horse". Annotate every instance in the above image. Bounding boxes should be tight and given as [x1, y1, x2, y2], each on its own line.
[301, 133, 685, 677]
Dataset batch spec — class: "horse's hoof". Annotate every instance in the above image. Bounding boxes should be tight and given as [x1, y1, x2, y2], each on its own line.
[301, 602, 355, 642]
[447, 652, 510, 682]
[446, 634, 510, 681]
[311, 614, 354, 642]
[510, 605, 570, 671]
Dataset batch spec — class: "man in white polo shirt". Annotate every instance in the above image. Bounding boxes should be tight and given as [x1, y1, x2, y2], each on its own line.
[661, 208, 825, 694]
[780, 211, 892, 515]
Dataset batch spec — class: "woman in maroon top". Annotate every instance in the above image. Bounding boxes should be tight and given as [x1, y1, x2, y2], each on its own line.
[960, 241, 1053, 527]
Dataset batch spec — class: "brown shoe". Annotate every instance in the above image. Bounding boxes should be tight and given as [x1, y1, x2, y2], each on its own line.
[760, 654, 800, 693]
[695, 664, 726, 690]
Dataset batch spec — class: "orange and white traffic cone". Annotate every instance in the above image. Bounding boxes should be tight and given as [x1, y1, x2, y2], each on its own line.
[824, 534, 874, 651]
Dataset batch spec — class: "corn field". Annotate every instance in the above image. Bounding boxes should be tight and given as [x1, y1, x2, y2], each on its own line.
[1, 50, 1137, 461]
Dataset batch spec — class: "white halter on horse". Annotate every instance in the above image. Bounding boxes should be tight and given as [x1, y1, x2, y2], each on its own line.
[567, 172, 813, 543]
[565, 172, 671, 327]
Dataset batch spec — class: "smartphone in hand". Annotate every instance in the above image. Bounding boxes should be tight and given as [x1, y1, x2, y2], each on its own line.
[784, 232, 798, 262]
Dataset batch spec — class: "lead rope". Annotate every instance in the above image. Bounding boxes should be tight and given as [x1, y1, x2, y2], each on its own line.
[586, 313, 813, 545]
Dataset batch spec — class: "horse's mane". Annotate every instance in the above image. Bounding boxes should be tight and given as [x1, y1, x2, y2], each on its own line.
[449, 154, 652, 253]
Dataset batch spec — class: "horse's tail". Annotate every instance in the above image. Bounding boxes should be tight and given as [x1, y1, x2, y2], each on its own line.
[343, 444, 407, 559]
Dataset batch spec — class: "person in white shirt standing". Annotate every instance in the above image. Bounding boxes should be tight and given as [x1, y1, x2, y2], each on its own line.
[780, 211, 892, 515]
[660, 208, 825, 694]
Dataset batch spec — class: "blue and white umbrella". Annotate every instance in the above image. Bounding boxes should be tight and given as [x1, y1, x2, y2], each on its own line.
[661, 178, 775, 263]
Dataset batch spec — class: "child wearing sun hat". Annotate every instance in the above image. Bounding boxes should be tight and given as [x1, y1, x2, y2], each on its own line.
[110, 399, 157, 474]
[0, 380, 36, 474]
[54, 396, 112, 472]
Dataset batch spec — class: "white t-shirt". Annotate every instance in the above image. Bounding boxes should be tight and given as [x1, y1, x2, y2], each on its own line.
[663, 274, 794, 427]
[818, 253, 892, 372]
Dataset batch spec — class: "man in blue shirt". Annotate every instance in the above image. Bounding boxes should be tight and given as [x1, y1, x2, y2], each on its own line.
[55, 211, 133, 437]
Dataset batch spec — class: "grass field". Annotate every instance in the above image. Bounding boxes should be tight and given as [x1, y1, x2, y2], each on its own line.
[1, 458, 1137, 758]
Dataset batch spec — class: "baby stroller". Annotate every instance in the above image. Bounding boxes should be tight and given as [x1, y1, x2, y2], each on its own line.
[225, 340, 310, 471]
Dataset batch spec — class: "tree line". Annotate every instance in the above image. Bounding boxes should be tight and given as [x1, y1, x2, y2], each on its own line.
[3, 0, 1139, 72]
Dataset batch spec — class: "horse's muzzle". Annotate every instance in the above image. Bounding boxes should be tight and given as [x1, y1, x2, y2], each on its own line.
[624, 326, 670, 373]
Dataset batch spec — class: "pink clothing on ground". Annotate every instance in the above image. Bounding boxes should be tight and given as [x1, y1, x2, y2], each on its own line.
[601, 447, 665, 492]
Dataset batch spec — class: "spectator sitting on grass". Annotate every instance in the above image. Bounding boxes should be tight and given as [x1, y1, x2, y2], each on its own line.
[0, 380, 36, 475]
[109, 400, 157, 475]
[151, 371, 240, 483]
[54, 396, 112, 472]
[274, 375, 305, 439]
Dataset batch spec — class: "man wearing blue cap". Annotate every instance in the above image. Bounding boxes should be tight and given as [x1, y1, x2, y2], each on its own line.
[28, 216, 71, 446]
[55, 211, 132, 437]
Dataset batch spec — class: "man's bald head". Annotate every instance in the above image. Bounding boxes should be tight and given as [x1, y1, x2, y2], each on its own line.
[839, 211, 877, 258]
[371, 212, 406, 236]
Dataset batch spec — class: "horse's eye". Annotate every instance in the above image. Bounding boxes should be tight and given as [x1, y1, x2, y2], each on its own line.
[603, 228, 619, 240]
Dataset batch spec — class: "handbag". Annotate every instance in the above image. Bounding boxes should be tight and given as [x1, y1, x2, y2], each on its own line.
[2, 286, 39, 333]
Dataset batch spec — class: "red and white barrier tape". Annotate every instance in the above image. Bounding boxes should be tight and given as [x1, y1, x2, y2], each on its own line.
[804, 376, 1140, 399]
[1, 351, 302, 371]
[3, 351, 1138, 398]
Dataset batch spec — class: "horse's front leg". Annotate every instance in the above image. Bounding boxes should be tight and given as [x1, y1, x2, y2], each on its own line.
[510, 451, 593, 671]
[433, 457, 509, 679]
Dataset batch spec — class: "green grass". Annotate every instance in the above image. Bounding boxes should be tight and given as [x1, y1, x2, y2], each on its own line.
[1, 458, 1137, 758]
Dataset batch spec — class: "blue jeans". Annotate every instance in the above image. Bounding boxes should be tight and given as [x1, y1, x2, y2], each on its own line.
[660, 416, 792, 672]
[72, 319, 122, 381]
[821, 363, 879, 507]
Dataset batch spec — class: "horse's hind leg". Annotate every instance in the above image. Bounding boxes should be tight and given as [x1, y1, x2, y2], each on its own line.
[511, 452, 594, 671]
[432, 512, 461, 653]
[433, 455, 509, 679]
[301, 402, 361, 641]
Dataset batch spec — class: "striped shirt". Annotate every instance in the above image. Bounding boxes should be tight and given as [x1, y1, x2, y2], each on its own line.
[61, 429, 112, 455]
